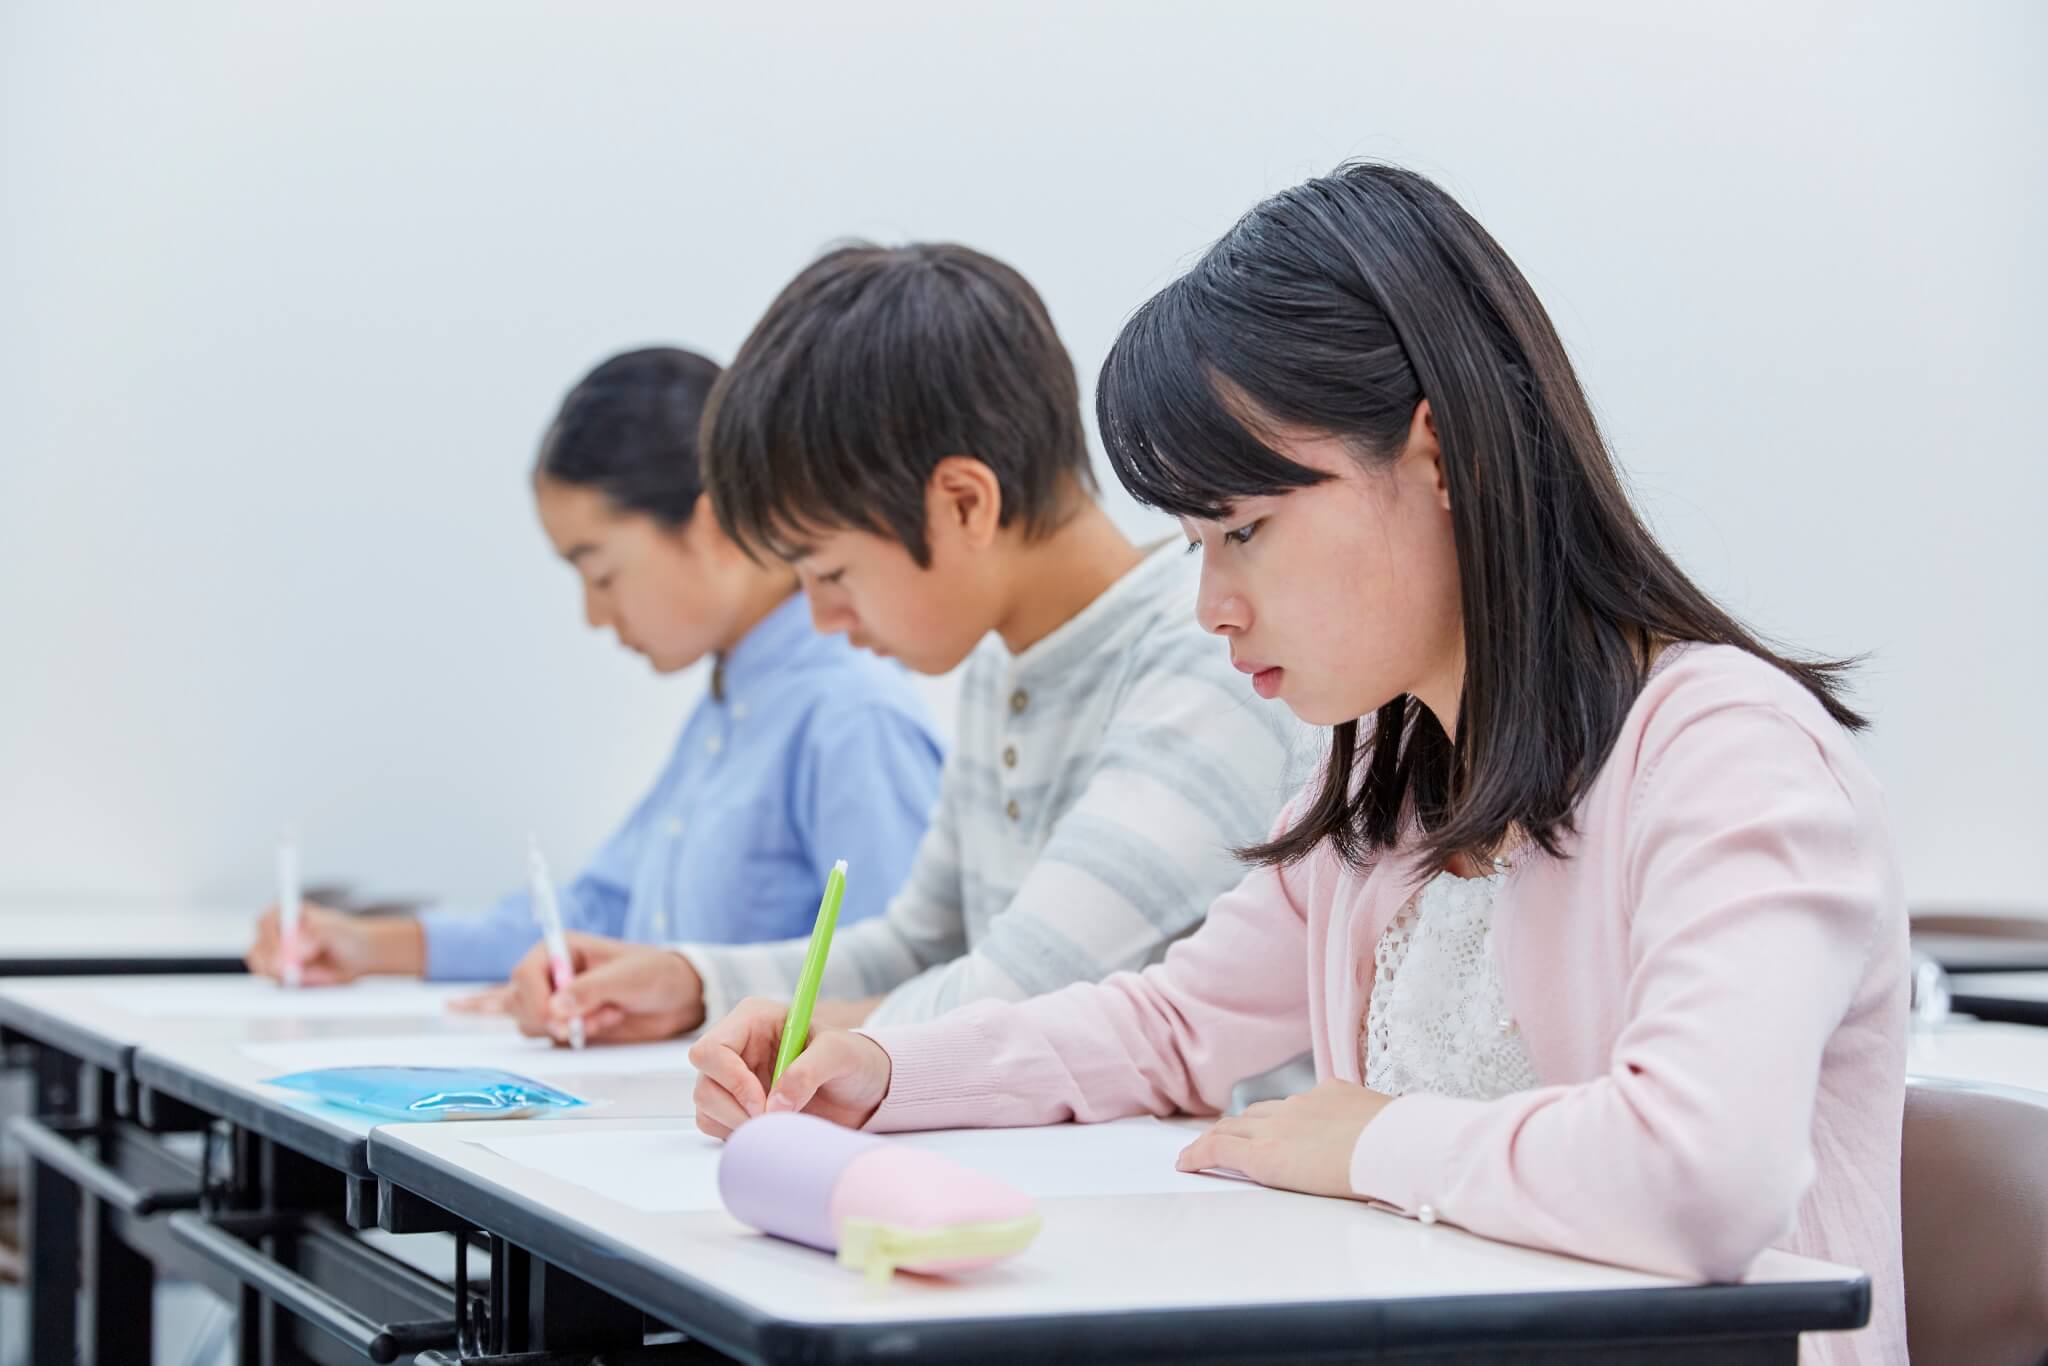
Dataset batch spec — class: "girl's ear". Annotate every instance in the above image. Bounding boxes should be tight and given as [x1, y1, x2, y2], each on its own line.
[1405, 399, 1452, 513]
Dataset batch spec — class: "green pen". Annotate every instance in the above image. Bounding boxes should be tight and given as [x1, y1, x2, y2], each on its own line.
[771, 858, 847, 1087]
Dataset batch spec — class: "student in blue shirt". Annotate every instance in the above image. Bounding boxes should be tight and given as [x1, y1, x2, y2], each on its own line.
[245, 347, 945, 988]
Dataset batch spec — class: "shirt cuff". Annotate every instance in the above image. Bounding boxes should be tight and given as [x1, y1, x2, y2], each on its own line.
[415, 907, 526, 983]
[857, 1014, 1004, 1132]
[674, 943, 739, 1025]
[1348, 1091, 1482, 1223]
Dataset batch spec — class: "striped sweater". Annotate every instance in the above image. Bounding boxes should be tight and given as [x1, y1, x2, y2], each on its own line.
[677, 539, 1306, 1027]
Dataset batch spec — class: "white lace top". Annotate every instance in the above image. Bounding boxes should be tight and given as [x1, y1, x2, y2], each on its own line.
[1361, 868, 1540, 1101]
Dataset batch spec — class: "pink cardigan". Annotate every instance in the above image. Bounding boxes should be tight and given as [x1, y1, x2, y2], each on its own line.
[866, 645, 1908, 1366]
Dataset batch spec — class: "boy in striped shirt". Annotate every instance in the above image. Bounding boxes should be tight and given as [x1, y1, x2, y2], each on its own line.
[506, 243, 1301, 1042]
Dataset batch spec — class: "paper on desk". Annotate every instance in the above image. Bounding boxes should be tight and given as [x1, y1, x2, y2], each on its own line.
[474, 1116, 1261, 1214]
[240, 1030, 700, 1080]
[106, 978, 485, 1020]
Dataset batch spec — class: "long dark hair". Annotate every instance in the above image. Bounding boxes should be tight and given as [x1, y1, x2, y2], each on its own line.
[1098, 162, 1863, 875]
[536, 346, 723, 527]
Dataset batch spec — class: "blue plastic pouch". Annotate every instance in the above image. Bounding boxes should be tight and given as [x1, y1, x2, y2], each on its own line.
[266, 1066, 587, 1121]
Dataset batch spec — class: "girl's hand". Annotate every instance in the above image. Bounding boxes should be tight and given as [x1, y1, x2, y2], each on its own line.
[1175, 1079, 1394, 1199]
[688, 997, 893, 1140]
[246, 904, 423, 984]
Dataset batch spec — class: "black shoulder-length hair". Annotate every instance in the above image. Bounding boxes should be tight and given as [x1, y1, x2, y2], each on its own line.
[536, 346, 723, 528]
[1097, 162, 1864, 875]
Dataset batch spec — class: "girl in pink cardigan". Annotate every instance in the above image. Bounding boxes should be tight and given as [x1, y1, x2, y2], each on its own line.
[689, 164, 1907, 1365]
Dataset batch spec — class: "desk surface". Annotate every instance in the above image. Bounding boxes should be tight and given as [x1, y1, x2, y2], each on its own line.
[0, 902, 252, 973]
[1908, 1017, 2048, 1093]
[368, 1116, 1870, 1366]
[0, 974, 701, 1174]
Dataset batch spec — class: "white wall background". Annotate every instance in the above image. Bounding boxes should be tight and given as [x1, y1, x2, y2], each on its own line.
[2, 1, 2041, 915]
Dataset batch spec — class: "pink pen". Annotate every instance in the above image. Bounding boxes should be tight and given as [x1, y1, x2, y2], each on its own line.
[277, 828, 303, 989]
[526, 836, 585, 1049]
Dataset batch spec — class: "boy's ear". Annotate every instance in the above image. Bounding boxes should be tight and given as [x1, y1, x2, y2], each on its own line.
[926, 455, 1004, 552]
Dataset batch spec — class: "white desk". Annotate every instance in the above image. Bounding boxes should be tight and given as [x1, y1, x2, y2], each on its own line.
[368, 1115, 1872, 1365]
[37, 975, 703, 1175]
[0, 972, 702, 1364]
[1908, 1017, 2048, 1093]
[0, 973, 489, 1086]
[0, 901, 252, 975]
[0, 974, 700, 1173]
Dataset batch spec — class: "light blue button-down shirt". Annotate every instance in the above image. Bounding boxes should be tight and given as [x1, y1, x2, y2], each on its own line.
[417, 593, 945, 981]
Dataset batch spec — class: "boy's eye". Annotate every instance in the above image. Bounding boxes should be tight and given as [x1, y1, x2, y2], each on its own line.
[817, 568, 847, 585]
[592, 574, 615, 590]
[1224, 520, 1261, 546]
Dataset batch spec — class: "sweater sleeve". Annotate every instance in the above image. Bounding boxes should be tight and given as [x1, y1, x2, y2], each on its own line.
[862, 812, 1316, 1132]
[1346, 701, 1894, 1282]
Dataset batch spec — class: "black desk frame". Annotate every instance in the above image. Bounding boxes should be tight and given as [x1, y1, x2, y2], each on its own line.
[5, 993, 1871, 1366]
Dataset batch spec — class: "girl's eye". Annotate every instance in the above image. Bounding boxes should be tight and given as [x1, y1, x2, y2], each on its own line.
[593, 574, 615, 591]
[1224, 520, 1262, 546]
[818, 568, 847, 586]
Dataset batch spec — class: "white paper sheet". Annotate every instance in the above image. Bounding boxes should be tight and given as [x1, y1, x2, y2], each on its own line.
[474, 1116, 1260, 1214]
[105, 978, 485, 1020]
[240, 1030, 700, 1081]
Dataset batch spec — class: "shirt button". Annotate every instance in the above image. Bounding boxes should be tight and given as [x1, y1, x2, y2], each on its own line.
[1010, 689, 1029, 715]
[731, 702, 750, 722]
[1418, 1203, 1439, 1226]
[666, 818, 686, 839]
[652, 912, 670, 937]
[705, 735, 723, 756]
[1002, 745, 1018, 769]
[1005, 799, 1022, 822]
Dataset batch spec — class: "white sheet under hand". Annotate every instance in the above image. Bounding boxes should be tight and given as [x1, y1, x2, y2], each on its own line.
[241, 1031, 700, 1080]
[106, 977, 484, 1020]
[475, 1116, 1261, 1214]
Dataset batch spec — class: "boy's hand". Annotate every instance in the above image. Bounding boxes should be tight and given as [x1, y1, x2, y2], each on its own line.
[507, 934, 706, 1044]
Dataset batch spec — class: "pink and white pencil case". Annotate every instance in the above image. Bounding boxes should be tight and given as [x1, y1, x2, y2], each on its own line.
[717, 1113, 1042, 1284]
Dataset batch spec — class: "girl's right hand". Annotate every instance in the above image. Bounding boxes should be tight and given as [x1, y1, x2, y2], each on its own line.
[246, 903, 359, 984]
[688, 996, 893, 1140]
[247, 905, 426, 985]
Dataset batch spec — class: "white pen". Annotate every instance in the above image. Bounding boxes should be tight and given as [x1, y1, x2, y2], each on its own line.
[527, 835, 585, 1049]
[277, 826, 303, 989]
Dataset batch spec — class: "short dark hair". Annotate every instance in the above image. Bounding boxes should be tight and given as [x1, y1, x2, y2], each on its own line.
[535, 346, 723, 527]
[702, 243, 1095, 566]
[1099, 162, 1864, 878]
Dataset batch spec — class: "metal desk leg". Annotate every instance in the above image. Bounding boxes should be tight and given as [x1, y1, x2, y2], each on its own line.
[490, 1236, 641, 1353]
[22, 1045, 81, 1366]
[79, 1060, 155, 1366]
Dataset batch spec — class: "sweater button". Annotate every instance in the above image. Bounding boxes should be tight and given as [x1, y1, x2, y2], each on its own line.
[1010, 689, 1030, 714]
[1002, 745, 1018, 769]
[1005, 799, 1022, 822]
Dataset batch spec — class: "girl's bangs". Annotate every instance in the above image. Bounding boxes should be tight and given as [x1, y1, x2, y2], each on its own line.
[1097, 287, 1327, 521]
